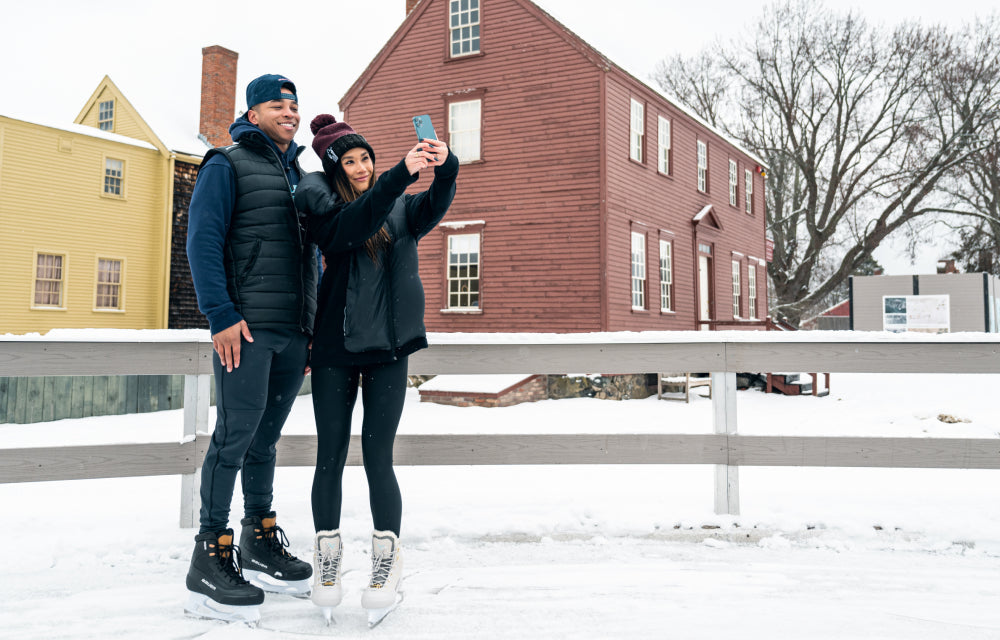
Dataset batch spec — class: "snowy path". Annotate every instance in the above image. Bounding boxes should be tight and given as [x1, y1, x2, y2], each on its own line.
[5, 374, 1000, 638]
[5, 467, 1000, 640]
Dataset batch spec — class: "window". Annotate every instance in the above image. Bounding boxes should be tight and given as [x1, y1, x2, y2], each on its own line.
[447, 233, 480, 309]
[98, 99, 114, 131]
[729, 159, 738, 206]
[104, 158, 124, 197]
[630, 99, 644, 162]
[449, 99, 481, 163]
[33, 253, 65, 307]
[450, 0, 480, 57]
[747, 264, 758, 320]
[732, 260, 741, 318]
[657, 116, 671, 174]
[659, 239, 673, 312]
[697, 141, 708, 192]
[631, 231, 646, 309]
[745, 169, 753, 214]
[95, 258, 123, 310]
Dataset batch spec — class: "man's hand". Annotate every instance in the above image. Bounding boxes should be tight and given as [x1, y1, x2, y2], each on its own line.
[213, 320, 253, 372]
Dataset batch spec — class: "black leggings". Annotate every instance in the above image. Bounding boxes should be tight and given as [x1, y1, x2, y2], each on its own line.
[310, 357, 408, 536]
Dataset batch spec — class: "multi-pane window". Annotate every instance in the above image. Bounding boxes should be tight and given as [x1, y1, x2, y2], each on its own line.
[95, 258, 122, 310]
[657, 116, 671, 174]
[745, 169, 753, 214]
[659, 239, 673, 312]
[747, 264, 758, 320]
[33, 253, 64, 307]
[450, 0, 480, 57]
[449, 99, 481, 163]
[104, 158, 124, 197]
[729, 160, 738, 206]
[631, 231, 646, 309]
[732, 260, 742, 318]
[697, 141, 708, 192]
[98, 99, 114, 131]
[630, 99, 644, 162]
[447, 234, 480, 309]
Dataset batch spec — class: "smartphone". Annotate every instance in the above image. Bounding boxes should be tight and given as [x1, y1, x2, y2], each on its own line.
[412, 114, 437, 142]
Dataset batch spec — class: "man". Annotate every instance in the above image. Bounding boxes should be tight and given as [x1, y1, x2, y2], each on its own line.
[183, 74, 317, 623]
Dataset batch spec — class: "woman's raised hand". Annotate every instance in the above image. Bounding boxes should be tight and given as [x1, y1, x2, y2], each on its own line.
[404, 142, 430, 175]
[422, 139, 449, 167]
[404, 139, 450, 175]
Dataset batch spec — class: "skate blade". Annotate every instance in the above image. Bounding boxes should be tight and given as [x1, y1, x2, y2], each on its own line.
[243, 569, 311, 597]
[366, 592, 404, 628]
[183, 591, 260, 625]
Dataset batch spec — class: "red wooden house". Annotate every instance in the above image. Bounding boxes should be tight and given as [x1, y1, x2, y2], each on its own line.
[339, 0, 768, 333]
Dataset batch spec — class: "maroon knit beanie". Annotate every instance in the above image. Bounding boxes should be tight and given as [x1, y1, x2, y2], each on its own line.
[310, 114, 375, 172]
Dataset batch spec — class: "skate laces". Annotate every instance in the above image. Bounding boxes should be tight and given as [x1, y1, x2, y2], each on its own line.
[318, 543, 342, 586]
[263, 523, 295, 559]
[215, 540, 251, 586]
[369, 549, 395, 589]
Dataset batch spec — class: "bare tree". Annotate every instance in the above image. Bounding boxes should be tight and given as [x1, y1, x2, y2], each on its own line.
[652, 2, 1000, 325]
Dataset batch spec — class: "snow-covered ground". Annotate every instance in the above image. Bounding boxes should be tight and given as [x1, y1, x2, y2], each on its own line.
[4, 372, 1000, 639]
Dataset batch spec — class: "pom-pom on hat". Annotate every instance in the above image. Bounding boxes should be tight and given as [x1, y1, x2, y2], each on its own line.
[310, 114, 375, 167]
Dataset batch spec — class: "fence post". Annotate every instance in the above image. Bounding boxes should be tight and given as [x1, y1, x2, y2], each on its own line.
[712, 371, 739, 515]
[180, 374, 211, 528]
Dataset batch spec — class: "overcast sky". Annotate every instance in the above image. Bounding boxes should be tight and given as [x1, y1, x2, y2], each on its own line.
[4, 0, 995, 273]
[7, 0, 993, 124]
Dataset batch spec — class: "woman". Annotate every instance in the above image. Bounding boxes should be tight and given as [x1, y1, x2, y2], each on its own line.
[295, 114, 458, 619]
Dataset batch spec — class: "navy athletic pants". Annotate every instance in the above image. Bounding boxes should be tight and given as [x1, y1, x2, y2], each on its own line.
[198, 329, 309, 534]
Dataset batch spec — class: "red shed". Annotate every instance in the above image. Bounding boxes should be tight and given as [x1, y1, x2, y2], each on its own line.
[340, 0, 768, 333]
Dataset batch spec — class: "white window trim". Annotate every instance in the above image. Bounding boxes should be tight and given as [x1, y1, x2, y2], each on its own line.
[745, 168, 754, 214]
[659, 239, 673, 312]
[747, 264, 758, 320]
[448, 99, 482, 163]
[445, 232, 481, 311]
[630, 99, 644, 163]
[697, 141, 707, 192]
[449, 0, 481, 58]
[657, 116, 671, 174]
[729, 160, 738, 206]
[631, 231, 646, 310]
[732, 260, 741, 318]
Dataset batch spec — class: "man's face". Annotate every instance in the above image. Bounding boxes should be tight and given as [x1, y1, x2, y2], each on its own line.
[247, 95, 300, 152]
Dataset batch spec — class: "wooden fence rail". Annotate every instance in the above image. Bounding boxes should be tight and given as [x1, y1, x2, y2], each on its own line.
[2, 333, 999, 526]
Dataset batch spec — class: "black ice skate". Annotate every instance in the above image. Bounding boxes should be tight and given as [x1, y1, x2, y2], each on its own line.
[239, 512, 312, 596]
[184, 529, 264, 624]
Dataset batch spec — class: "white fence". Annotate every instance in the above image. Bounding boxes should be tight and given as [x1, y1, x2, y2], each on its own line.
[2, 333, 999, 527]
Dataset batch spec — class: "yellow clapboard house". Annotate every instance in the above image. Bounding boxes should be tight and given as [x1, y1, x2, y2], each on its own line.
[0, 76, 206, 334]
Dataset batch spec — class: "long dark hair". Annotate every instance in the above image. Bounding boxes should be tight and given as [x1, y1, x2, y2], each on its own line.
[331, 158, 392, 265]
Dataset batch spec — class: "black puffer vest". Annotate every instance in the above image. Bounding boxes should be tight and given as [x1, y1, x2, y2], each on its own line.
[206, 139, 317, 335]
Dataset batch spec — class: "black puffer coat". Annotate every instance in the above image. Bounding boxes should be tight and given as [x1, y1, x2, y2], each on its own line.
[296, 151, 459, 367]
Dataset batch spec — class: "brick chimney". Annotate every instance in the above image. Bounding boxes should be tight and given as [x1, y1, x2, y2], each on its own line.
[407, 0, 420, 15]
[200, 45, 239, 149]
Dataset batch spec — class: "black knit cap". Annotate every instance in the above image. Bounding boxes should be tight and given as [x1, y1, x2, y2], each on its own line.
[310, 114, 375, 171]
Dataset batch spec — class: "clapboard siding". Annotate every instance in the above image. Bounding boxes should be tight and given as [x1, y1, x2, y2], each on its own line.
[338, 0, 767, 335]
[342, 0, 605, 334]
[603, 74, 767, 332]
[0, 116, 168, 334]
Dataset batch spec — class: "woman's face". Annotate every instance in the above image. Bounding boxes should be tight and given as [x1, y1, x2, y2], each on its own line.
[340, 148, 374, 193]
